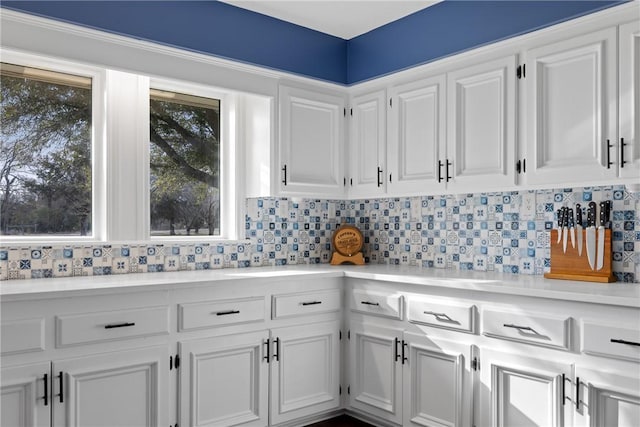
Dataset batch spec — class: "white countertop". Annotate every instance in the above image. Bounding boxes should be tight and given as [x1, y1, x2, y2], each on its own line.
[1, 264, 639, 307]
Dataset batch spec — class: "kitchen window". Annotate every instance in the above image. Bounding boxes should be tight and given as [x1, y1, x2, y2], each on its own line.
[0, 61, 104, 239]
[149, 89, 221, 237]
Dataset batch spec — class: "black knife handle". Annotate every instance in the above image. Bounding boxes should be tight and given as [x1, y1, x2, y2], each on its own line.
[568, 208, 574, 228]
[588, 202, 597, 227]
[557, 209, 563, 228]
[576, 204, 582, 226]
[599, 201, 606, 226]
[605, 200, 612, 227]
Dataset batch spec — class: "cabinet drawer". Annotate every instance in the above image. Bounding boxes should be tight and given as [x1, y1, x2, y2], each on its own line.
[56, 306, 170, 347]
[349, 289, 403, 320]
[582, 321, 640, 362]
[1, 318, 45, 355]
[179, 297, 265, 331]
[482, 308, 571, 351]
[272, 289, 341, 319]
[408, 297, 476, 333]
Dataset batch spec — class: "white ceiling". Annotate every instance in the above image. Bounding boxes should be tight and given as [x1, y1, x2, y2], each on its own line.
[220, 0, 442, 39]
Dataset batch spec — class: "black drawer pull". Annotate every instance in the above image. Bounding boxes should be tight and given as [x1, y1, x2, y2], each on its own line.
[43, 373, 48, 406]
[361, 301, 379, 306]
[424, 311, 457, 324]
[301, 301, 322, 306]
[58, 371, 63, 403]
[503, 323, 542, 336]
[215, 310, 240, 316]
[104, 322, 135, 329]
[611, 338, 640, 346]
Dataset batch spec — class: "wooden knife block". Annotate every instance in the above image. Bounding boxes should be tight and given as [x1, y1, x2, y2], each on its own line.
[544, 229, 616, 283]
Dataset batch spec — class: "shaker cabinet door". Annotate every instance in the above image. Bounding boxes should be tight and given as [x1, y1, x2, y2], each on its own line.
[619, 20, 640, 179]
[1, 362, 51, 427]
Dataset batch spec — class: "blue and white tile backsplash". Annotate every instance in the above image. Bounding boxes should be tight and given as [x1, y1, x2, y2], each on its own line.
[1, 184, 638, 283]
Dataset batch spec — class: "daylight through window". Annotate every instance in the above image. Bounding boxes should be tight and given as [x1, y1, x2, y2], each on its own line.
[0, 62, 93, 237]
[149, 89, 221, 237]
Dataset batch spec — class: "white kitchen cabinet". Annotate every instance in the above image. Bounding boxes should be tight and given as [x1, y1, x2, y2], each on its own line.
[574, 365, 640, 427]
[388, 75, 446, 196]
[402, 332, 474, 427]
[478, 347, 573, 427]
[1, 362, 50, 427]
[179, 331, 269, 427]
[619, 20, 640, 179]
[524, 27, 618, 185]
[269, 320, 341, 425]
[348, 322, 404, 425]
[52, 345, 169, 427]
[278, 85, 345, 197]
[348, 89, 387, 197]
[446, 55, 517, 192]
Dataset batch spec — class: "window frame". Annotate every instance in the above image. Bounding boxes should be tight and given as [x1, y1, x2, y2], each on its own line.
[0, 49, 243, 244]
[0, 50, 107, 244]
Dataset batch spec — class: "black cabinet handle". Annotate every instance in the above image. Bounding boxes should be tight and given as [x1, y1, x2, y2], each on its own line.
[576, 377, 580, 410]
[215, 310, 240, 316]
[606, 139, 613, 168]
[611, 338, 640, 346]
[43, 373, 48, 406]
[377, 167, 383, 187]
[104, 322, 135, 329]
[282, 165, 287, 185]
[438, 160, 444, 182]
[263, 339, 270, 363]
[446, 160, 452, 182]
[402, 340, 408, 364]
[621, 138, 627, 168]
[360, 301, 379, 306]
[561, 373, 566, 406]
[58, 371, 64, 403]
[301, 301, 322, 306]
[273, 337, 280, 361]
[516, 159, 521, 174]
[394, 337, 400, 362]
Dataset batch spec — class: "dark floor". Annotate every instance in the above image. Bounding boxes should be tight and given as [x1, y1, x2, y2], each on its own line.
[305, 415, 374, 427]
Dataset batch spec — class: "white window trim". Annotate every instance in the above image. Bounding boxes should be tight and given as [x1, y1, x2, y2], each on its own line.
[0, 49, 107, 244]
[0, 49, 245, 244]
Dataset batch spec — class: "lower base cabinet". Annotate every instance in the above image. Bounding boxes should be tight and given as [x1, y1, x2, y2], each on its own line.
[574, 365, 640, 427]
[1, 346, 169, 427]
[178, 321, 341, 427]
[402, 332, 474, 427]
[179, 331, 269, 427]
[478, 348, 573, 427]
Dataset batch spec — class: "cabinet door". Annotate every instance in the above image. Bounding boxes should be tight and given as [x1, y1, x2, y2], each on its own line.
[403, 332, 473, 427]
[574, 364, 640, 427]
[349, 89, 386, 197]
[388, 75, 446, 196]
[479, 348, 572, 427]
[525, 28, 618, 185]
[270, 320, 340, 425]
[447, 55, 517, 192]
[179, 331, 269, 427]
[279, 85, 345, 197]
[619, 21, 640, 179]
[52, 345, 169, 427]
[1, 362, 50, 427]
[348, 322, 403, 425]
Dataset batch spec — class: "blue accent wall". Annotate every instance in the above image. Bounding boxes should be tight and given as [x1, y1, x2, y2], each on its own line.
[1, 0, 627, 85]
[0, 1, 348, 84]
[346, 1, 625, 83]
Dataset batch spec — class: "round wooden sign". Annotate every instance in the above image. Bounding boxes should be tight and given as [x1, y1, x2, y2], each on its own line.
[332, 225, 363, 257]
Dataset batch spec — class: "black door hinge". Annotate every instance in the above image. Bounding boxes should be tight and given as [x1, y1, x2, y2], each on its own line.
[472, 357, 479, 371]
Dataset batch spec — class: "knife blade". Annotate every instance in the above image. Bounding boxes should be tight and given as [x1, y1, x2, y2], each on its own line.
[568, 208, 576, 249]
[556, 209, 563, 244]
[596, 201, 606, 270]
[586, 202, 597, 270]
[562, 207, 568, 253]
[576, 204, 583, 256]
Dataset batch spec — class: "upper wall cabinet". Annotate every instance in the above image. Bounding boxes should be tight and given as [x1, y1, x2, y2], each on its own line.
[278, 85, 345, 197]
[387, 75, 446, 196]
[523, 28, 618, 185]
[619, 20, 640, 179]
[446, 55, 517, 192]
[348, 90, 387, 197]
